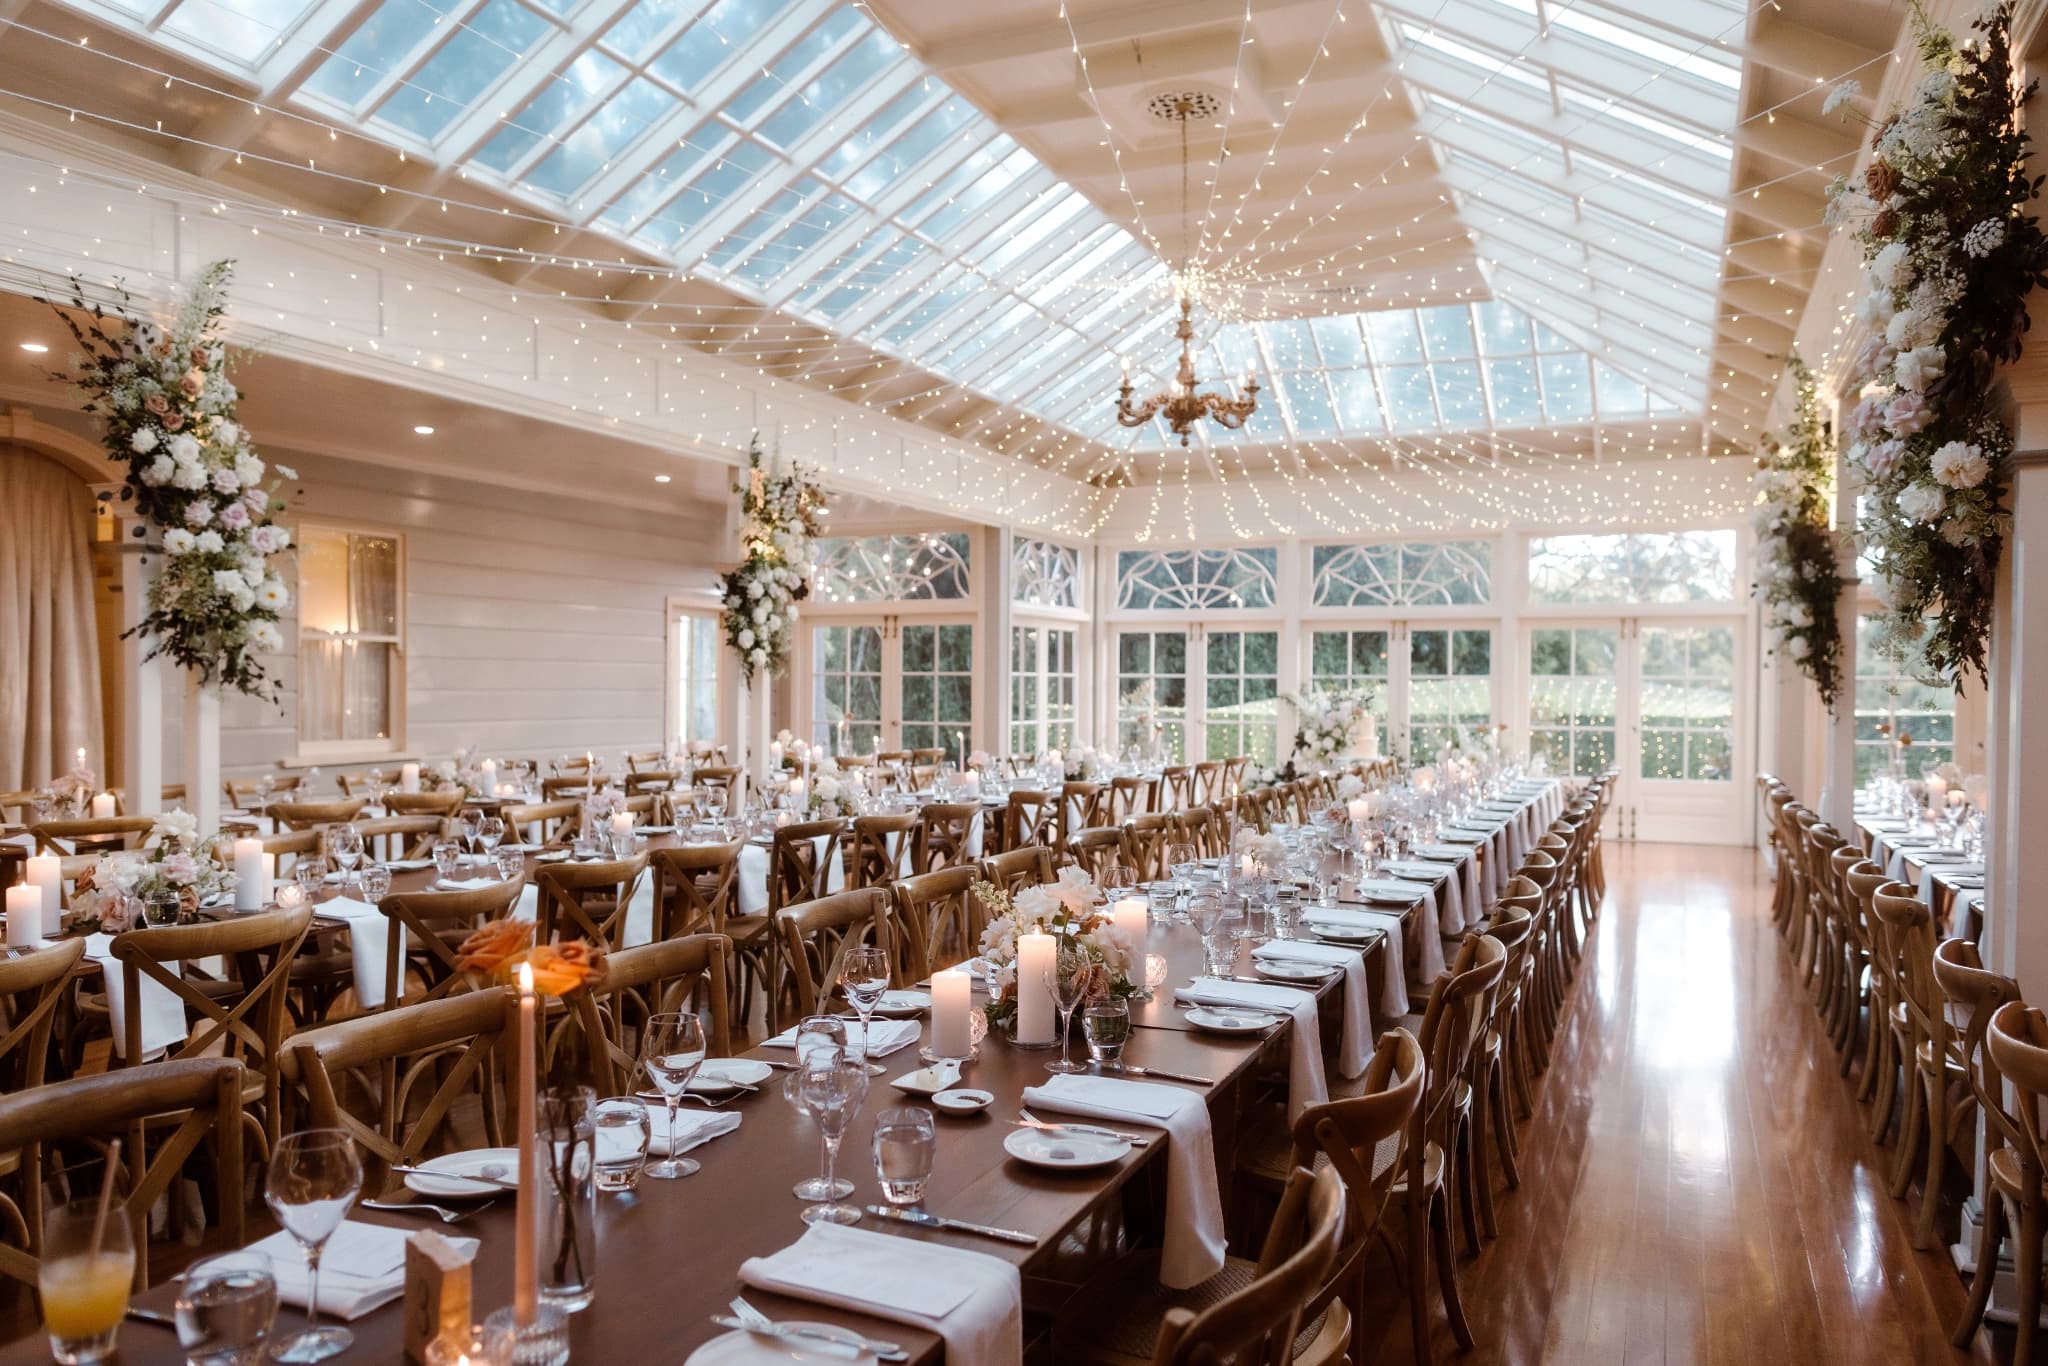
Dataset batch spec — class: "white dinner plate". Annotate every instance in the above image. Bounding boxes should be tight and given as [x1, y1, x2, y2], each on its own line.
[931, 1088, 993, 1115]
[871, 989, 931, 1018]
[1003, 1125, 1130, 1170]
[1304, 920, 1375, 943]
[1256, 959, 1337, 982]
[689, 1059, 773, 1095]
[534, 849, 570, 863]
[404, 1148, 519, 1199]
[683, 1322, 877, 1364]
[387, 857, 435, 871]
[1184, 1005, 1283, 1035]
[638, 824, 677, 834]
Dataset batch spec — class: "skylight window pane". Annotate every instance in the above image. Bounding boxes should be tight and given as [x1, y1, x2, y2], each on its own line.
[473, 48, 623, 174]
[1366, 312, 1423, 364]
[652, 139, 773, 240]
[813, 240, 918, 319]
[843, 97, 974, 201]
[374, 0, 551, 141]
[1541, 356, 1592, 420]
[725, 9, 861, 123]
[757, 29, 899, 149]
[1420, 307, 1475, 359]
[1486, 358, 1541, 423]
[1281, 374, 1340, 436]
[1474, 301, 1530, 355]
[1261, 319, 1315, 371]
[162, 0, 316, 63]
[1544, 4, 1741, 89]
[909, 145, 1032, 240]
[1432, 362, 1485, 427]
[524, 77, 675, 197]
[1531, 318, 1573, 352]
[1309, 316, 1368, 368]
[734, 191, 859, 286]
[1594, 364, 1646, 415]
[817, 87, 928, 181]
[968, 190, 1086, 275]
[1211, 325, 1259, 377]
[1382, 366, 1436, 428]
[303, 0, 453, 109]
[651, 0, 779, 92]
[600, 1, 701, 63]
[1332, 372, 1385, 434]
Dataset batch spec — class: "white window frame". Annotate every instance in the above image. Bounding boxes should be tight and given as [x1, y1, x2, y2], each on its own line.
[665, 598, 731, 754]
[291, 518, 407, 765]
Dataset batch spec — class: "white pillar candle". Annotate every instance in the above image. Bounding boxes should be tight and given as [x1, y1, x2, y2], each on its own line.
[90, 792, 116, 819]
[232, 837, 266, 911]
[770, 741, 783, 768]
[480, 759, 497, 795]
[1112, 896, 1148, 954]
[24, 855, 61, 935]
[513, 962, 538, 1327]
[1346, 797, 1370, 826]
[400, 762, 420, 794]
[6, 885, 40, 948]
[1015, 931, 1055, 1046]
[932, 967, 973, 1058]
[1925, 774, 1948, 810]
[609, 811, 635, 846]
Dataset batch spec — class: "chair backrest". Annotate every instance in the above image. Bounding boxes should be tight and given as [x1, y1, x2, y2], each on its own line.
[1159, 766, 1194, 811]
[281, 988, 516, 1196]
[0, 1058, 248, 1291]
[1068, 826, 1127, 882]
[1871, 884, 1941, 1045]
[535, 854, 649, 951]
[1151, 1165, 1346, 1366]
[769, 819, 847, 913]
[1987, 1001, 2048, 1180]
[0, 938, 87, 1096]
[570, 934, 733, 1094]
[648, 842, 742, 939]
[1932, 936, 2020, 1141]
[980, 844, 1054, 900]
[1058, 782, 1107, 844]
[225, 774, 303, 807]
[1414, 933, 1506, 1153]
[1223, 756, 1251, 800]
[379, 882, 525, 1006]
[1108, 775, 1156, 823]
[267, 798, 368, 831]
[357, 813, 446, 863]
[1289, 1027, 1424, 1311]
[1191, 761, 1226, 806]
[848, 813, 921, 888]
[501, 799, 582, 845]
[917, 802, 980, 874]
[776, 888, 894, 1019]
[27, 816, 157, 855]
[1123, 813, 1175, 882]
[1002, 790, 1056, 850]
[384, 790, 465, 818]
[892, 865, 984, 980]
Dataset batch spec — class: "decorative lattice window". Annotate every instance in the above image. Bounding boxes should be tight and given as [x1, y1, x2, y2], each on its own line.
[1310, 540, 1492, 607]
[813, 533, 972, 602]
[1115, 547, 1278, 611]
[1013, 538, 1080, 609]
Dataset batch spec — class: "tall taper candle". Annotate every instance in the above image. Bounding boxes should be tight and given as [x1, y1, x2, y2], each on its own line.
[514, 962, 537, 1326]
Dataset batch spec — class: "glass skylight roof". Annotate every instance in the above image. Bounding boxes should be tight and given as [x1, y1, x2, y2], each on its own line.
[68, 0, 1735, 452]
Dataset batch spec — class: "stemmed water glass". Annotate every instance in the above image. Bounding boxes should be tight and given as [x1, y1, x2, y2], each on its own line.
[1044, 944, 1092, 1075]
[638, 1012, 708, 1179]
[792, 1047, 869, 1226]
[477, 815, 506, 860]
[785, 1017, 854, 1201]
[1100, 864, 1137, 900]
[263, 1129, 362, 1363]
[325, 826, 363, 898]
[461, 812, 484, 861]
[836, 945, 892, 1076]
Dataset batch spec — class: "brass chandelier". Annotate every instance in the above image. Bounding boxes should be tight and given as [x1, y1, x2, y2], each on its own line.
[1114, 93, 1258, 447]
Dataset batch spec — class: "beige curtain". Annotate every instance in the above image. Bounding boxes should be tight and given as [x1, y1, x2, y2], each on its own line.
[0, 446, 103, 793]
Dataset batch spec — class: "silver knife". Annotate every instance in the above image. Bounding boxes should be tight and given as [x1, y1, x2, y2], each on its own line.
[124, 1306, 177, 1329]
[1222, 973, 1317, 990]
[711, 1315, 907, 1361]
[863, 1203, 1038, 1246]
[387, 1164, 519, 1192]
[1114, 1062, 1216, 1086]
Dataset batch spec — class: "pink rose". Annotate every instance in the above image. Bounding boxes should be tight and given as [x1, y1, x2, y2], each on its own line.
[185, 501, 213, 527]
[1847, 396, 1886, 441]
[144, 392, 170, 416]
[159, 853, 197, 885]
[180, 369, 205, 398]
[1863, 439, 1905, 480]
[162, 411, 184, 432]
[242, 487, 268, 514]
[1885, 392, 1931, 435]
[219, 501, 251, 531]
[1855, 336, 1896, 376]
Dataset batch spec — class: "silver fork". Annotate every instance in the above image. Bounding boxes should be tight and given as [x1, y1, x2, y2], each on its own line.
[361, 1198, 470, 1223]
[727, 1296, 906, 1361]
[1015, 1107, 1150, 1147]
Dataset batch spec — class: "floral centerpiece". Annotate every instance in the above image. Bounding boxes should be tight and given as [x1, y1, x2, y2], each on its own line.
[1287, 688, 1374, 767]
[422, 747, 486, 801]
[806, 762, 864, 819]
[1244, 759, 1300, 792]
[74, 810, 235, 928]
[50, 263, 297, 699]
[971, 868, 1136, 1032]
[720, 434, 825, 684]
[39, 764, 97, 818]
[1824, 2, 2048, 685]
[1231, 828, 1288, 875]
[1059, 744, 1109, 782]
[1751, 358, 1847, 709]
[1335, 773, 1365, 801]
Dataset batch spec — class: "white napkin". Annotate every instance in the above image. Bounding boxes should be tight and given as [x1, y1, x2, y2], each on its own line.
[645, 1108, 741, 1156]
[319, 896, 391, 1010]
[621, 872, 656, 949]
[1173, 977, 1327, 1119]
[83, 933, 185, 1061]
[1382, 861, 1448, 882]
[1300, 906, 1412, 1016]
[1020, 1073, 1226, 1288]
[739, 1221, 1022, 1366]
[762, 1018, 922, 1058]
[1349, 879, 1429, 903]
[1253, 940, 1371, 1078]
[252, 1221, 478, 1321]
[737, 836, 847, 920]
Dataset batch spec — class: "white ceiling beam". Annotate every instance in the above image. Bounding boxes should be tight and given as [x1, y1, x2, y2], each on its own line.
[1727, 179, 1827, 237]
[897, 0, 1328, 72]
[1732, 111, 1861, 181]
[1745, 15, 1891, 88]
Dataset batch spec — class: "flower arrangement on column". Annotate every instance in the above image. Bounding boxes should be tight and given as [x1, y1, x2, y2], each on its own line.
[1285, 687, 1375, 767]
[1824, 2, 2048, 686]
[1751, 357, 1847, 711]
[49, 263, 296, 700]
[718, 431, 824, 683]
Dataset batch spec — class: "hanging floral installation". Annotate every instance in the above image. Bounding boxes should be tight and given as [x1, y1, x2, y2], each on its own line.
[49, 262, 297, 700]
[719, 431, 825, 684]
[1825, 1, 2048, 686]
[1285, 687, 1376, 767]
[1751, 358, 1848, 711]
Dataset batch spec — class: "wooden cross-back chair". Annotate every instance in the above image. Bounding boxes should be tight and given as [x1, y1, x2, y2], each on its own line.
[225, 774, 304, 808]
[384, 790, 465, 819]
[1123, 814, 1175, 883]
[849, 812, 920, 889]
[0, 939, 87, 1102]
[541, 775, 598, 801]
[691, 765, 742, 814]
[0, 1058, 247, 1292]
[774, 888, 895, 1025]
[1068, 827, 1128, 883]
[917, 802, 980, 873]
[535, 854, 649, 952]
[281, 989, 515, 1199]
[1984, 1001, 2048, 1366]
[377, 882, 524, 1008]
[648, 842, 743, 940]
[1108, 775, 1157, 824]
[768, 819, 846, 916]
[1223, 756, 1252, 801]
[266, 799, 368, 831]
[625, 769, 680, 796]
[1937, 940, 2024, 1352]
[501, 799, 581, 846]
[1058, 782, 1109, 847]
[1159, 766, 1194, 811]
[1871, 883, 1964, 1250]
[892, 866, 984, 982]
[1001, 790, 1057, 853]
[570, 935, 734, 1097]
[981, 845, 1054, 901]
[357, 813, 446, 863]
[1191, 761, 1227, 807]
[257, 828, 321, 875]
[26, 816, 156, 856]
[108, 905, 314, 1143]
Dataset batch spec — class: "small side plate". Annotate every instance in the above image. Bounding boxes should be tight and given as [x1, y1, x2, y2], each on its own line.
[930, 1088, 993, 1115]
[404, 1148, 519, 1199]
[1184, 1006, 1282, 1035]
[1002, 1125, 1129, 1170]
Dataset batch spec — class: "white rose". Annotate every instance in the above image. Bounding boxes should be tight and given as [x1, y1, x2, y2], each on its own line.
[233, 452, 262, 485]
[1897, 482, 1947, 523]
[1931, 439, 1990, 489]
[170, 460, 208, 491]
[214, 420, 241, 446]
[1872, 241, 1913, 290]
[738, 628, 755, 647]
[1886, 306, 1938, 351]
[1856, 288, 1894, 329]
[141, 454, 174, 486]
[249, 621, 284, 652]
[130, 427, 159, 454]
[163, 528, 196, 554]
[194, 530, 225, 553]
[167, 432, 202, 463]
[750, 647, 768, 666]
[746, 579, 764, 599]
[751, 602, 768, 623]
[1893, 345, 1946, 393]
[212, 568, 248, 596]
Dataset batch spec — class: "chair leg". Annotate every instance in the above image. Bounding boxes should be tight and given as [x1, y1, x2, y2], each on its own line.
[1867, 1026, 1898, 1142]
[1491, 1054, 1521, 1190]
[1854, 985, 1882, 1103]
[1431, 1187, 1476, 1351]
[1472, 1071, 1499, 1241]
[1914, 1070, 1946, 1251]
[2018, 1191, 2045, 1366]
[1406, 1190, 1434, 1366]
[1888, 1057, 1925, 1200]
[1954, 1189, 2004, 1348]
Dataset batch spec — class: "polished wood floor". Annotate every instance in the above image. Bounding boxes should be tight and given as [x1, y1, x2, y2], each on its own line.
[1352, 841, 1997, 1366]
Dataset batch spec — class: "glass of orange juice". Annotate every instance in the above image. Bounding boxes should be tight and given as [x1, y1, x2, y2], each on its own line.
[38, 1201, 134, 1364]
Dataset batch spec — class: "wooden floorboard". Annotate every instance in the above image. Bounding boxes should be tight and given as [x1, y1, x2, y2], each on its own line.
[1347, 840, 2004, 1366]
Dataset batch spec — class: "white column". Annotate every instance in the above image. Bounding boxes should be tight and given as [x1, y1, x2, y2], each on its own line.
[113, 511, 163, 817]
[1819, 453, 1861, 832]
[752, 675, 772, 796]
[182, 673, 220, 834]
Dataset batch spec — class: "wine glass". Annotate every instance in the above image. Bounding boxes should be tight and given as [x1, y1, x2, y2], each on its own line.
[1044, 944, 1092, 1075]
[263, 1129, 362, 1363]
[1100, 864, 1138, 900]
[836, 945, 892, 1076]
[461, 811, 484, 860]
[785, 1018, 853, 1201]
[638, 1012, 708, 1179]
[793, 1048, 869, 1226]
[358, 865, 391, 904]
[39, 1200, 134, 1364]
[325, 826, 363, 897]
[477, 815, 506, 859]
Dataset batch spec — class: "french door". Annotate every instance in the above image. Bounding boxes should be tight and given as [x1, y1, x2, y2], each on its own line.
[808, 616, 976, 764]
[1113, 625, 1281, 765]
[1307, 622, 1495, 764]
[1525, 618, 1747, 843]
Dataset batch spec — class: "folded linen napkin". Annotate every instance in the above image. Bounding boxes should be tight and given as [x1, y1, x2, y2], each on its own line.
[1382, 861, 1449, 882]
[83, 933, 185, 1061]
[762, 1018, 922, 1059]
[1300, 906, 1413, 1014]
[1253, 940, 1371, 1078]
[1020, 1074, 1226, 1288]
[252, 1220, 478, 1320]
[1173, 977, 1327, 1118]
[740, 1220, 1022, 1366]
[319, 895, 392, 1010]
[645, 1108, 741, 1156]
[1347, 879, 1430, 904]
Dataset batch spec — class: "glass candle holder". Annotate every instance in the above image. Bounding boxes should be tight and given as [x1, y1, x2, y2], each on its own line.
[483, 1305, 567, 1366]
[423, 1322, 513, 1366]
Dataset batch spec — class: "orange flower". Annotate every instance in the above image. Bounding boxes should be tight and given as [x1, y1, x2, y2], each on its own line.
[522, 941, 604, 998]
[455, 919, 533, 973]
